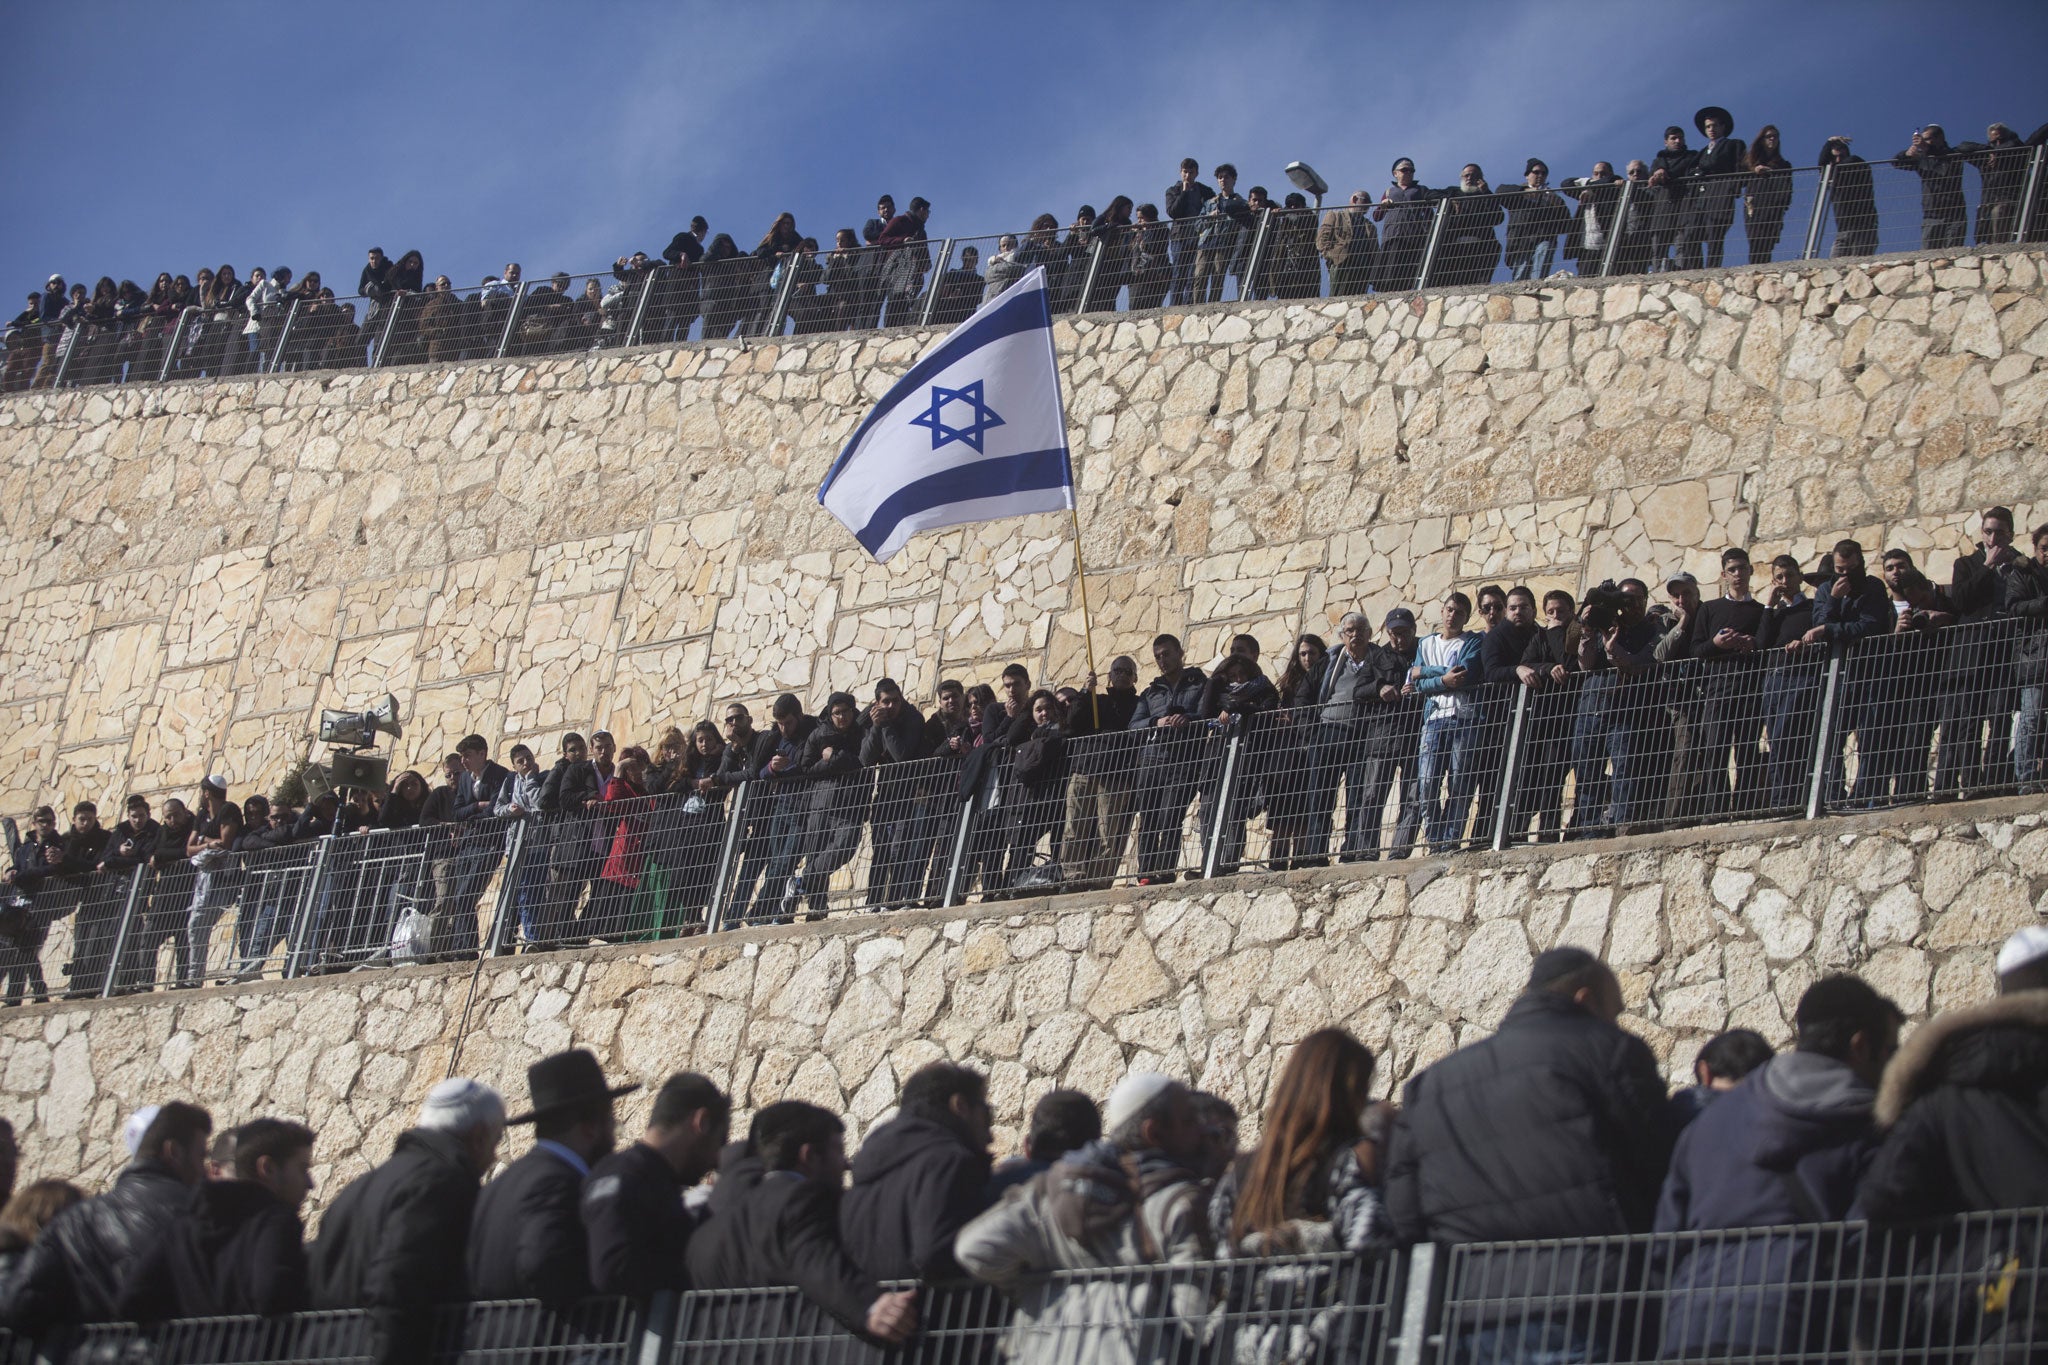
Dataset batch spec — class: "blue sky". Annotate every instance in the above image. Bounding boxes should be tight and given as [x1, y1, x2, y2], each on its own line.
[4, 0, 2044, 298]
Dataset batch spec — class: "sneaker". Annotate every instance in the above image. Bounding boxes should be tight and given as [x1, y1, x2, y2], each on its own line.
[779, 876, 804, 919]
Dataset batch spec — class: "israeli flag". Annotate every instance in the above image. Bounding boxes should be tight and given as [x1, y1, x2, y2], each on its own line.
[819, 266, 1074, 563]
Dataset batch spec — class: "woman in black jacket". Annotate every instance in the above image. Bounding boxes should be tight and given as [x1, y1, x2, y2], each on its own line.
[1001, 690, 1070, 890]
[700, 234, 749, 340]
[1742, 125, 1794, 264]
[1263, 634, 1328, 870]
[1198, 654, 1281, 875]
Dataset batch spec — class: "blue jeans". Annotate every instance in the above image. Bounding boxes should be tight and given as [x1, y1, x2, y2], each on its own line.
[1417, 712, 1482, 849]
[1457, 1319, 1601, 1365]
[1510, 238, 1555, 280]
[2018, 684, 2046, 789]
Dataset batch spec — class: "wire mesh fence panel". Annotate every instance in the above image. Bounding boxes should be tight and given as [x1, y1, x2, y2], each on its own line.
[673, 1255, 1400, 1365]
[296, 825, 435, 974]
[271, 291, 377, 373]
[0, 865, 135, 1003]
[543, 789, 731, 945]
[1433, 1209, 2048, 1364]
[1822, 616, 2025, 814]
[1049, 722, 1225, 892]
[443, 1297, 643, 1365]
[1243, 696, 1428, 869]
[177, 839, 327, 989]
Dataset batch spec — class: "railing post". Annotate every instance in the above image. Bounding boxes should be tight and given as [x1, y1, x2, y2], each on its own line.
[704, 784, 750, 934]
[1073, 237, 1108, 315]
[494, 287, 528, 359]
[624, 267, 661, 347]
[1805, 652, 1845, 820]
[282, 836, 336, 979]
[97, 866, 150, 1000]
[51, 323, 82, 388]
[1599, 179, 1634, 277]
[2015, 144, 2047, 243]
[158, 306, 196, 382]
[917, 239, 956, 328]
[940, 790, 978, 909]
[1201, 733, 1243, 880]
[370, 293, 407, 368]
[265, 297, 300, 374]
[636, 1290, 681, 1365]
[1389, 1242, 1444, 1365]
[1415, 198, 1451, 290]
[1239, 207, 1275, 301]
[1802, 162, 1836, 260]
[484, 821, 527, 956]
[1489, 685, 1533, 852]
[764, 254, 804, 338]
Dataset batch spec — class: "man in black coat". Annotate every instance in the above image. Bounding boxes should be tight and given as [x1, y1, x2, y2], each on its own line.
[1474, 587, 1539, 842]
[860, 679, 935, 909]
[1935, 505, 2021, 796]
[1860, 927, 2048, 1220]
[686, 1101, 918, 1345]
[1675, 106, 1747, 270]
[1759, 554, 1821, 810]
[1793, 540, 1897, 805]
[840, 1063, 994, 1283]
[469, 1049, 636, 1310]
[311, 1077, 505, 1365]
[583, 1072, 729, 1300]
[1127, 634, 1210, 884]
[1, 1101, 211, 1329]
[1385, 949, 1671, 1360]
[117, 1117, 316, 1322]
[537, 732, 604, 947]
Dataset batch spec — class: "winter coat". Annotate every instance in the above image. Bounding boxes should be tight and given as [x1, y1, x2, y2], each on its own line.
[1385, 990, 1672, 1309]
[310, 1127, 483, 1365]
[1808, 572, 1892, 650]
[1195, 669, 1279, 724]
[0, 1159, 197, 1329]
[1655, 1052, 1881, 1357]
[839, 1113, 993, 1282]
[1892, 140, 1969, 220]
[598, 775, 650, 888]
[115, 1179, 308, 1321]
[1502, 185, 1570, 262]
[2001, 555, 2048, 687]
[539, 758, 603, 817]
[1128, 667, 1210, 756]
[468, 1146, 589, 1308]
[684, 1144, 878, 1334]
[953, 1142, 1212, 1365]
[582, 1141, 695, 1300]
[1860, 990, 2048, 1221]
[1208, 1141, 1390, 1258]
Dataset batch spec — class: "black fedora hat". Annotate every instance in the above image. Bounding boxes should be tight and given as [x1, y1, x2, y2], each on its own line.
[1694, 106, 1734, 135]
[508, 1048, 639, 1125]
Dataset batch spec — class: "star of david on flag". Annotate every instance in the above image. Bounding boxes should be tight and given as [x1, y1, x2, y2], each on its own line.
[819, 267, 1073, 563]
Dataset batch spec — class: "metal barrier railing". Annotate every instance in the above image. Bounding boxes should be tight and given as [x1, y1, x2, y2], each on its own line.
[11, 1208, 2038, 1363]
[5, 614, 2038, 991]
[8, 147, 2041, 397]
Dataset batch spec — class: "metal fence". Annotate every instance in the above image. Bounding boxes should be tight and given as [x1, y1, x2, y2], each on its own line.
[2, 615, 2038, 992]
[8, 147, 2042, 396]
[7, 1208, 2038, 1363]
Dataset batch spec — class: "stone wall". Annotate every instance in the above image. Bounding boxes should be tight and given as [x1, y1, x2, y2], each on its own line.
[0, 250, 2043, 819]
[4, 800, 2042, 1214]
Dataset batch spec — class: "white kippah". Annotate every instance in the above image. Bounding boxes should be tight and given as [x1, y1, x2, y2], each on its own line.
[1997, 925, 2048, 978]
[121, 1104, 162, 1156]
[417, 1077, 505, 1132]
[1102, 1072, 1177, 1134]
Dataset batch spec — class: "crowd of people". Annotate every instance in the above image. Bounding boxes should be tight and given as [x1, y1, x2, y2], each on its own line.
[0, 925, 2043, 1361]
[7, 110, 2045, 392]
[4, 511, 2044, 1006]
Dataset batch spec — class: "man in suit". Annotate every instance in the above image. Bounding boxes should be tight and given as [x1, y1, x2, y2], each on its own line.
[425, 734, 514, 958]
[469, 1050, 638, 1309]
[1308, 610, 1418, 864]
[1676, 106, 1748, 270]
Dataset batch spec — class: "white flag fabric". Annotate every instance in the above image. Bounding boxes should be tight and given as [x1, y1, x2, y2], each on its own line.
[818, 266, 1074, 563]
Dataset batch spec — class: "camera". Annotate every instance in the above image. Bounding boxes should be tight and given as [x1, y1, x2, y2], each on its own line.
[1580, 581, 1630, 633]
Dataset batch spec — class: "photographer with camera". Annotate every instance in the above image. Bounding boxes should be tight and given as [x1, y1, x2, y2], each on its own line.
[1791, 541, 1893, 805]
[1572, 580, 1663, 831]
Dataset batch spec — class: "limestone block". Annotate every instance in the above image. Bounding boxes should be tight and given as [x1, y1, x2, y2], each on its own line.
[163, 550, 269, 671]
[503, 594, 618, 735]
[417, 553, 534, 683]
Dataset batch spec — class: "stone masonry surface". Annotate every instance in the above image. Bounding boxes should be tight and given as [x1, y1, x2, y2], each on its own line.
[0, 249, 2043, 820]
[2, 800, 2043, 1220]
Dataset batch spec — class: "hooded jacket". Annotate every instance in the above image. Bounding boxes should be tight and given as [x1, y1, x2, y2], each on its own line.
[115, 1178, 308, 1321]
[0, 1158, 197, 1329]
[1859, 990, 2048, 1221]
[839, 1112, 992, 1282]
[684, 1143, 878, 1334]
[1653, 1052, 1880, 1357]
[309, 1127, 483, 1365]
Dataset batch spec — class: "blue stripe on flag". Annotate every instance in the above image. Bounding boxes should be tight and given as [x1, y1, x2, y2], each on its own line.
[817, 281, 1052, 499]
[852, 447, 1072, 557]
